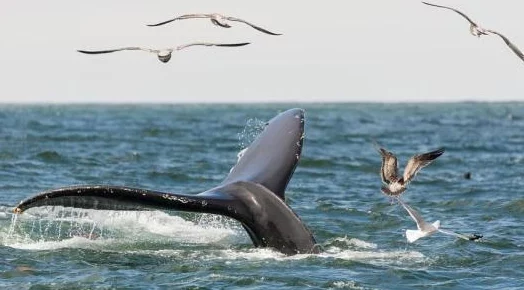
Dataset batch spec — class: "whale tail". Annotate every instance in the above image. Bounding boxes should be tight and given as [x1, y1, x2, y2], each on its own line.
[13, 108, 318, 255]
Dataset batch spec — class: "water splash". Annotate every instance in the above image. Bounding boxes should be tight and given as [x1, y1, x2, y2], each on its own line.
[237, 118, 267, 150]
[4, 212, 19, 244]
[230, 117, 267, 172]
[3, 207, 248, 250]
[325, 236, 378, 250]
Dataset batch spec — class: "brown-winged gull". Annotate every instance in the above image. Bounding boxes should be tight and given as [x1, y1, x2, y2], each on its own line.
[421, 2, 488, 37]
[422, 2, 524, 63]
[374, 143, 444, 197]
[486, 29, 524, 63]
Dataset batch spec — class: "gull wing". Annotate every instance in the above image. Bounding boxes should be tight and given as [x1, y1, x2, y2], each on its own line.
[421, 2, 478, 26]
[77, 47, 155, 54]
[374, 143, 399, 184]
[175, 42, 250, 51]
[487, 30, 524, 62]
[403, 147, 444, 185]
[398, 199, 429, 231]
[147, 14, 211, 27]
[437, 228, 475, 241]
[225, 16, 282, 35]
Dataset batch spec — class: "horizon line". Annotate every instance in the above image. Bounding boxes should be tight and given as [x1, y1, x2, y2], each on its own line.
[0, 100, 523, 105]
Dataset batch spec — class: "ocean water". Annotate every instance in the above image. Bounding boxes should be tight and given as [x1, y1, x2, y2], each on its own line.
[0, 103, 523, 289]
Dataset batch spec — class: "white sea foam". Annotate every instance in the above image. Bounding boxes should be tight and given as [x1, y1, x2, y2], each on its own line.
[4, 207, 248, 249]
[92, 210, 243, 244]
[125, 238, 425, 267]
[131, 246, 426, 268]
[211, 248, 289, 261]
[125, 247, 288, 262]
[329, 236, 378, 250]
[8, 236, 114, 250]
[322, 249, 425, 265]
[331, 280, 364, 289]
[3, 207, 426, 267]
[320, 237, 425, 265]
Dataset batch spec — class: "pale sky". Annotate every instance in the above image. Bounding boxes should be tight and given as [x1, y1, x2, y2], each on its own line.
[0, 0, 523, 103]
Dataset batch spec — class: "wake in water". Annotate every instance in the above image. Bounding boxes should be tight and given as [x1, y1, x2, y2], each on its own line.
[118, 236, 427, 267]
[1, 206, 425, 267]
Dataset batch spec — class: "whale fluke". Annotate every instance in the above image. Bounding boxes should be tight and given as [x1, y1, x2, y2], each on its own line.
[14, 108, 318, 255]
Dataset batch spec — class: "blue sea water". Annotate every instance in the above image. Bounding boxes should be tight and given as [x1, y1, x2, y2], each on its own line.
[0, 103, 523, 289]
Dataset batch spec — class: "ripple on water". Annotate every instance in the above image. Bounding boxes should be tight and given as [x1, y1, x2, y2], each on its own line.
[503, 199, 524, 216]
[1, 104, 524, 288]
[35, 150, 64, 163]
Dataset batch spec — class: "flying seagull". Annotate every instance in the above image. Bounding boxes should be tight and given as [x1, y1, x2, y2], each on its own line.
[147, 13, 282, 36]
[421, 2, 488, 37]
[374, 143, 444, 197]
[422, 2, 524, 64]
[486, 29, 524, 63]
[77, 42, 250, 63]
[398, 199, 482, 243]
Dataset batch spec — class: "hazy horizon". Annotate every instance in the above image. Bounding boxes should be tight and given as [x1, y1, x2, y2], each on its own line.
[1, 100, 522, 105]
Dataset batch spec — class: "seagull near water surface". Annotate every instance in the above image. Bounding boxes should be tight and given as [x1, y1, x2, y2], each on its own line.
[147, 13, 282, 36]
[77, 42, 250, 63]
[398, 199, 482, 243]
[422, 1, 524, 63]
[375, 143, 445, 197]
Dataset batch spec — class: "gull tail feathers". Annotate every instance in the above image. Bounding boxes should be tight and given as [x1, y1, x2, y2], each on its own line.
[405, 220, 440, 243]
[406, 229, 426, 243]
[381, 186, 406, 196]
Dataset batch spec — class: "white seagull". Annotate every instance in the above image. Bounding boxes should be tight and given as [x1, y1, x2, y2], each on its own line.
[375, 143, 444, 197]
[147, 13, 282, 36]
[421, 2, 488, 37]
[398, 199, 482, 243]
[77, 42, 250, 63]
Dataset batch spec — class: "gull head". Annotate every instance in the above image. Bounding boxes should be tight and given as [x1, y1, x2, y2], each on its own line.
[470, 24, 488, 37]
[210, 15, 231, 28]
[469, 233, 483, 241]
[157, 52, 172, 63]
